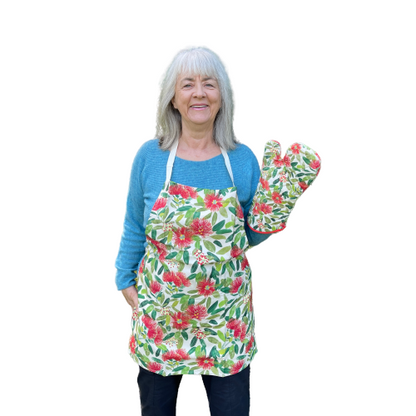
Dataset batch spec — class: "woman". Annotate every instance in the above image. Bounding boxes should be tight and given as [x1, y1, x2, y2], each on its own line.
[115, 46, 269, 415]
[115, 46, 321, 415]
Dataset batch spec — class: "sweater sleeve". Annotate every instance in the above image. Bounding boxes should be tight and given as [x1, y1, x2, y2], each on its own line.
[115, 146, 147, 290]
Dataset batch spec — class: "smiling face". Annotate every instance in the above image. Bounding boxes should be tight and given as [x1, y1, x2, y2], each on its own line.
[172, 74, 221, 131]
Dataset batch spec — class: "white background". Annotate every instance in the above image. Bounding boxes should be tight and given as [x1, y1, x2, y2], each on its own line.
[1, 1, 415, 415]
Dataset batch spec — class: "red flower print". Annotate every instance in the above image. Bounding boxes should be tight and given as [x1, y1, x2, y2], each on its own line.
[138, 258, 144, 274]
[259, 177, 270, 191]
[162, 349, 190, 362]
[190, 218, 213, 238]
[147, 326, 157, 339]
[154, 326, 164, 345]
[197, 279, 216, 297]
[150, 281, 161, 294]
[186, 304, 208, 321]
[226, 319, 242, 331]
[310, 159, 321, 170]
[183, 185, 198, 199]
[230, 360, 245, 375]
[252, 202, 261, 215]
[291, 143, 301, 154]
[129, 335, 136, 354]
[241, 255, 249, 270]
[142, 314, 157, 329]
[204, 193, 223, 211]
[173, 226, 194, 248]
[236, 205, 244, 219]
[147, 237, 167, 262]
[168, 184, 184, 197]
[273, 155, 284, 167]
[298, 181, 308, 192]
[147, 362, 163, 373]
[197, 356, 215, 370]
[152, 197, 167, 211]
[169, 184, 197, 199]
[231, 245, 244, 258]
[272, 192, 283, 204]
[240, 323, 247, 342]
[246, 336, 254, 353]
[171, 312, 190, 330]
[283, 155, 291, 167]
[260, 203, 272, 214]
[176, 271, 191, 287]
[230, 277, 243, 294]
[234, 324, 242, 339]
[163, 271, 190, 288]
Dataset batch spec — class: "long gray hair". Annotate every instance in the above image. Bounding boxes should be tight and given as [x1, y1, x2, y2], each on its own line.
[156, 47, 237, 151]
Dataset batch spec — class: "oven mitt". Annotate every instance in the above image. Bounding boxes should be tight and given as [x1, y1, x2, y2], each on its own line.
[247, 140, 321, 234]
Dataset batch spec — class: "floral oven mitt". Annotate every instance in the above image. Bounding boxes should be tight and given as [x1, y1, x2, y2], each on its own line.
[247, 141, 321, 234]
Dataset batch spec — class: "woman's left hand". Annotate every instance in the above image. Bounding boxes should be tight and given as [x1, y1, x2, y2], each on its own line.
[121, 285, 139, 310]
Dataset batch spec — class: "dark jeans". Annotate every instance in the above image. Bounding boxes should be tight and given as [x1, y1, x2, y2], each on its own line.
[137, 365, 250, 416]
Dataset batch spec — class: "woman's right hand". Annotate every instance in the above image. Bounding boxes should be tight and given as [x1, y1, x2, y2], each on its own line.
[121, 285, 139, 310]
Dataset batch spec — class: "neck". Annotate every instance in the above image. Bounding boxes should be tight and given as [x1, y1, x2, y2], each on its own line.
[177, 124, 221, 161]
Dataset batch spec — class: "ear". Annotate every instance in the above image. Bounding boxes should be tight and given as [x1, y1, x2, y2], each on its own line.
[171, 97, 177, 109]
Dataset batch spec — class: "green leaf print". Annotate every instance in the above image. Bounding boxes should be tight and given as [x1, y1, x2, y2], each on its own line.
[217, 330, 226, 342]
[208, 252, 220, 262]
[183, 250, 189, 264]
[217, 246, 231, 255]
[163, 333, 175, 341]
[165, 252, 178, 259]
[190, 336, 197, 347]
[212, 220, 225, 232]
[173, 365, 187, 372]
[209, 346, 220, 358]
[203, 240, 216, 252]
[219, 207, 228, 218]
[190, 261, 198, 273]
[216, 229, 232, 234]
[208, 301, 219, 314]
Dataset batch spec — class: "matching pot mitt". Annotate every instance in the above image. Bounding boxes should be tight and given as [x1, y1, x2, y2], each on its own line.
[247, 141, 321, 234]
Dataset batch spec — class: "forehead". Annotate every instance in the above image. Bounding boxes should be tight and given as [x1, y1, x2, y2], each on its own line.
[177, 74, 217, 83]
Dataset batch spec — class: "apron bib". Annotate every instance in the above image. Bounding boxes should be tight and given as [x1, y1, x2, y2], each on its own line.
[129, 142, 257, 377]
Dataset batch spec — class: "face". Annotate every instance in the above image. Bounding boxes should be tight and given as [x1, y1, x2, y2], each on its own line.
[172, 74, 221, 130]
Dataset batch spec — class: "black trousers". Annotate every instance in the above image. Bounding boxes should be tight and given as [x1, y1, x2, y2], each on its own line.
[137, 365, 250, 416]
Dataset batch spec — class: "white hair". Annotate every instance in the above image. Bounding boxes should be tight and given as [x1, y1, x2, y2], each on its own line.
[156, 47, 238, 151]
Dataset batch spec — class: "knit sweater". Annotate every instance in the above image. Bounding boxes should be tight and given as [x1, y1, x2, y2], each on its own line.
[115, 139, 270, 290]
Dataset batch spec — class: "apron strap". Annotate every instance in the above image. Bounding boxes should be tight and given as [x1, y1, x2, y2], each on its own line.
[166, 141, 235, 186]
[220, 147, 235, 186]
[166, 140, 179, 184]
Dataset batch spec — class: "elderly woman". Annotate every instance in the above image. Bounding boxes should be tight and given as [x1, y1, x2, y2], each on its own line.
[115, 47, 320, 416]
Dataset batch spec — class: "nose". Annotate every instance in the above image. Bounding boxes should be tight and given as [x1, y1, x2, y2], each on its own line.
[193, 80, 206, 98]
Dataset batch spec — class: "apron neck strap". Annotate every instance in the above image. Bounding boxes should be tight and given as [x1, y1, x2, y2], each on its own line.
[166, 140, 178, 184]
[166, 141, 235, 186]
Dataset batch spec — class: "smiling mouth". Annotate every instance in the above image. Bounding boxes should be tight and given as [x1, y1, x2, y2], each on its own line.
[190, 105, 208, 109]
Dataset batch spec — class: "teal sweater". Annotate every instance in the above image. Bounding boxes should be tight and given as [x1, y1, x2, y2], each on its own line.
[115, 139, 270, 290]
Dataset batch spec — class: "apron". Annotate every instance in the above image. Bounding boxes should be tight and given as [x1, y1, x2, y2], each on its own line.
[129, 142, 257, 377]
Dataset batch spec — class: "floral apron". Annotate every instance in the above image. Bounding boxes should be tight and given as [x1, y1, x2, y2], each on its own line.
[129, 142, 257, 377]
